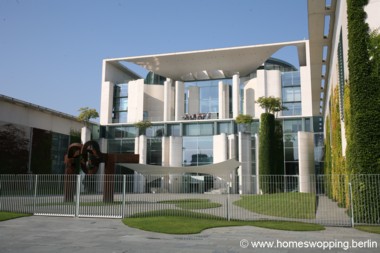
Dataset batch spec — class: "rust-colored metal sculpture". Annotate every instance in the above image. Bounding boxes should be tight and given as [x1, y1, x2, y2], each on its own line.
[64, 140, 138, 202]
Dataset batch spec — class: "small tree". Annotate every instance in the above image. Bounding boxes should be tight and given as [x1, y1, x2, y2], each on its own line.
[77, 107, 99, 127]
[134, 120, 152, 135]
[235, 114, 253, 133]
[256, 96, 287, 193]
[256, 96, 287, 116]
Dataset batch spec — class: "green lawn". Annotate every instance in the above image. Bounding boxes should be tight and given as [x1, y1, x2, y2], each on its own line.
[123, 210, 324, 234]
[233, 192, 316, 219]
[0, 211, 31, 222]
[158, 199, 222, 209]
[355, 226, 380, 234]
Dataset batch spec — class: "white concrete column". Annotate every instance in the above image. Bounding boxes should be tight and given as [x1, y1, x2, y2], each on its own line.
[128, 79, 145, 123]
[164, 78, 173, 121]
[134, 135, 147, 193]
[238, 132, 252, 194]
[228, 134, 237, 194]
[175, 81, 185, 121]
[138, 135, 147, 164]
[254, 133, 260, 194]
[100, 81, 114, 125]
[298, 131, 316, 193]
[218, 82, 229, 119]
[81, 126, 91, 144]
[188, 86, 200, 115]
[169, 136, 183, 166]
[161, 136, 170, 167]
[213, 133, 227, 163]
[232, 73, 240, 118]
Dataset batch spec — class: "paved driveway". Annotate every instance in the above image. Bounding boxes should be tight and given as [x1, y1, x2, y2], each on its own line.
[0, 216, 379, 252]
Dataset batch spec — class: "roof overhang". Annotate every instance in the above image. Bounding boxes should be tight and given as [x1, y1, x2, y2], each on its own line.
[106, 41, 307, 82]
[308, 0, 337, 115]
[121, 159, 240, 182]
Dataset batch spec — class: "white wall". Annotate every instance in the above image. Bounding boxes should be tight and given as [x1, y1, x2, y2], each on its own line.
[213, 133, 227, 163]
[0, 99, 83, 135]
[128, 79, 145, 123]
[100, 81, 114, 125]
[298, 131, 316, 193]
[144, 85, 164, 122]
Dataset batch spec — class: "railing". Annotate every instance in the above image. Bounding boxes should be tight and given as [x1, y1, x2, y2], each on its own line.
[0, 174, 379, 226]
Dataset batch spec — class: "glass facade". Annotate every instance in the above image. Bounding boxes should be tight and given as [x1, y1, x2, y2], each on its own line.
[184, 79, 232, 115]
[281, 71, 301, 116]
[112, 83, 128, 123]
[182, 136, 213, 166]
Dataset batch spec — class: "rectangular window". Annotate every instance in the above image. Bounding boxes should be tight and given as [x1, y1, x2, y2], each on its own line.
[183, 123, 214, 136]
[182, 136, 213, 166]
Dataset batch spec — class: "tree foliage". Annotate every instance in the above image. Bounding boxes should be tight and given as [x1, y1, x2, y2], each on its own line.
[346, 0, 380, 223]
[134, 120, 152, 135]
[256, 96, 287, 115]
[77, 107, 99, 126]
[235, 114, 253, 124]
[346, 0, 380, 174]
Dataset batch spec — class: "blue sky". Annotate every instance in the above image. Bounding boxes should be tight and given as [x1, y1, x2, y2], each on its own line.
[0, 0, 308, 118]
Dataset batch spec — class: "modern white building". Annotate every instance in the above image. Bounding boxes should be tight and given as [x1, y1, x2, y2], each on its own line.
[98, 40, 324, 194]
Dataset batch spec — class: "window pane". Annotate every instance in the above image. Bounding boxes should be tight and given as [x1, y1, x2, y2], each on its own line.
[199, 123, 213, 135]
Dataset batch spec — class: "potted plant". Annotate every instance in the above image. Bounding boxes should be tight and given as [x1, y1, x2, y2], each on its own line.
[134, 120, 152, 135]
[235, 114, 253, 133]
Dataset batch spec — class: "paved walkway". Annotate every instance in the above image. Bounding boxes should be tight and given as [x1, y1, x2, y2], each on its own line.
[316, 195, 352, 226]
[0, 216, 379, 252]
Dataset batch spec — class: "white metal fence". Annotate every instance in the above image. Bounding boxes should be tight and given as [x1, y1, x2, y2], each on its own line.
[0, 174, 379, 226]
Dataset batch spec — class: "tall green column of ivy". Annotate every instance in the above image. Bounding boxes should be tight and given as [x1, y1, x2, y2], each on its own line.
[259, 113, 275, 193]
[347, 0, 380, 223]
[347, 0, 380, 174]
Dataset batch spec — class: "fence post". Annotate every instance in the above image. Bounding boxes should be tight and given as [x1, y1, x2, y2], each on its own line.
[75, 175, 81, 217]
[227, 181, 231, 221]
[122, 175, 126, 219]
[349, 182, 354, 227]
[33, 175, 38, 214]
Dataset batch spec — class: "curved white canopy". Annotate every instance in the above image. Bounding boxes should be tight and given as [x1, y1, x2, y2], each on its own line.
[107, 41, 307, 81]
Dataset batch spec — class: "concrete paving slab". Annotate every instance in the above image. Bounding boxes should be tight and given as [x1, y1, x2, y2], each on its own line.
[0, 216, 379, 253]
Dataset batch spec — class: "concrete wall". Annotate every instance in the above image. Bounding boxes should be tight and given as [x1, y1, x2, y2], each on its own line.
[144, 85, 164, 122]
[128, 79, 145, 123]
[298, 131, 316, 193]
[0, 98, 83, 135]
[213, 133, 227, 163]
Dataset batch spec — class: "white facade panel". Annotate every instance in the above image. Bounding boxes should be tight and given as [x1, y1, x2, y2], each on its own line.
[213, 133, 227, 163]
[169, 136, 183, 166]
[175, 81, 185, 121]
[0, 99, 83, 135]
[100, 81, 114, 125]
[144, 85, 164, 122]
[298, 131, 315, 193]
[128, 79, 145, 123]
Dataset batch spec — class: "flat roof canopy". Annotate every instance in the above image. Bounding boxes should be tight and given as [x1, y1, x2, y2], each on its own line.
[107, 41, 307, 81]
[122, 159, 240, 182]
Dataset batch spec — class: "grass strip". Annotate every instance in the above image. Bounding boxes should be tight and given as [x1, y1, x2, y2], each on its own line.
[159, 199, 222, 209]
[0, 211, 32, 222]
[123, 210, 324, 234]
[233, 192, 316, 219]
[355, 226, 380, 234]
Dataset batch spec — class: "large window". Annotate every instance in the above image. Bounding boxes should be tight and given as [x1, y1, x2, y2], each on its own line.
[147, 138, 162, 165]
[182, 136, 213, 166]
[183, 123, 214, 136]
[113, 83, 128, 123]
[281, 72, 302, 116]
[184, 79, 232, 114]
